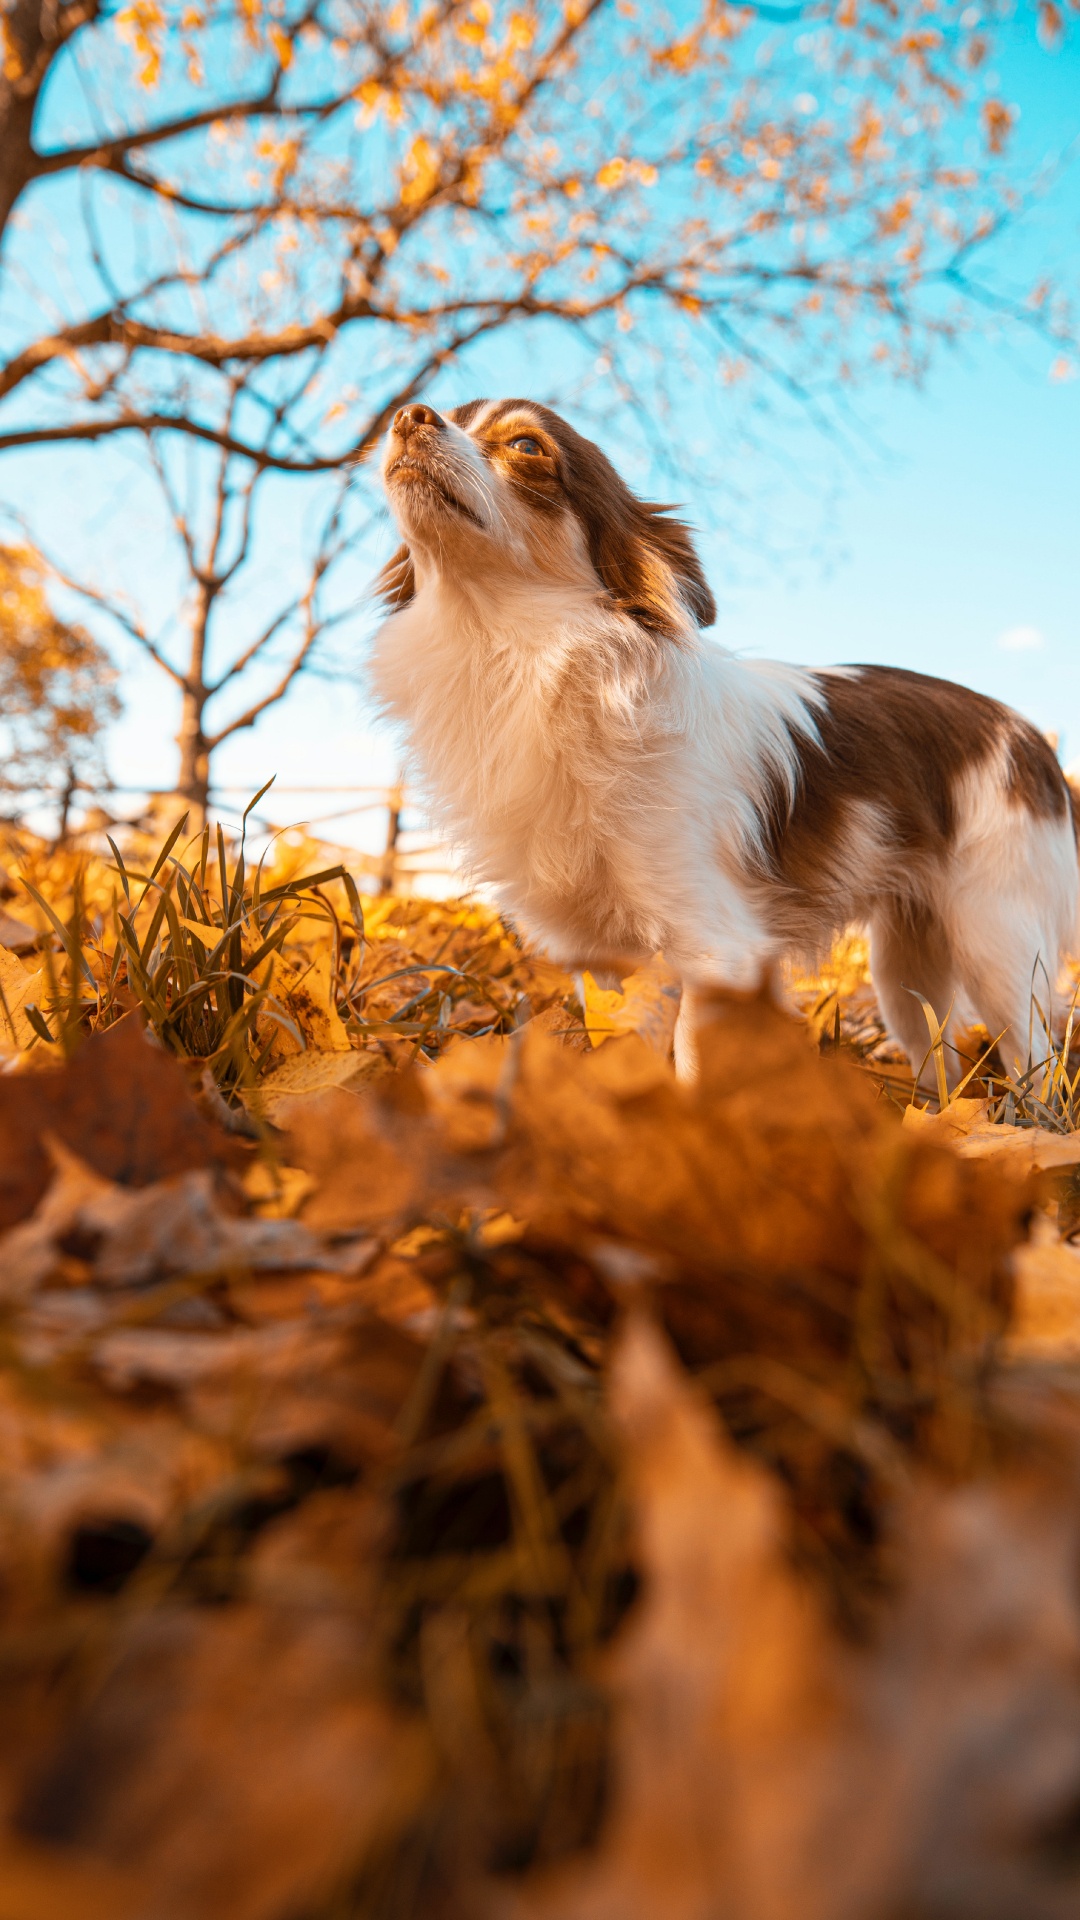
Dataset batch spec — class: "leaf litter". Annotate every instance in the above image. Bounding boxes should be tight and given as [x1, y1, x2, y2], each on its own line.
[3, 818, 1080, 1916]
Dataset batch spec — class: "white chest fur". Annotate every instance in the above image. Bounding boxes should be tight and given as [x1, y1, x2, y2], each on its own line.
[369, 577, 817, 966]
[369, 580, 674, 947]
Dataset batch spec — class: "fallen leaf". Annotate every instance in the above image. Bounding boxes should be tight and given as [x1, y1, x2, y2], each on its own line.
[582, 953, 681, 1056]
[0, 943, 43, 1051]
[287, 1086, 423, 1233]
[0, 1018, 240, 1231]
[252, 1045, 383, 1119]
[901, 1095, 994, 1143]
[491, 997, 1031, 1311]
[0, 910, 40, 954]
[903, 1100, 1080, 1170]
[90, 1311, 435, 1471]
[0, 1139, 331, 1296]
[265, 945, 352, 1059]
[423, 1033, 513, 1151]
[528, 1001, 590, 1049]
[506, 1314, 829, 1920]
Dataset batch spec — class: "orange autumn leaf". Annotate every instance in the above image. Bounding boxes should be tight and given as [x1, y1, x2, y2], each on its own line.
[982, 96, 1015, 154]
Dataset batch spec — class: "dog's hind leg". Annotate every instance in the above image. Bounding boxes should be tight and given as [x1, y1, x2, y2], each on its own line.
[952, 920, 1055, 1082]
[868, 897, 962, 1092]
[946, 807, 1077, 1081]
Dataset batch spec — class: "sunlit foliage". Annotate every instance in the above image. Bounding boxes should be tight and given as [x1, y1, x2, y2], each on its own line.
[0, 544, 119, 805]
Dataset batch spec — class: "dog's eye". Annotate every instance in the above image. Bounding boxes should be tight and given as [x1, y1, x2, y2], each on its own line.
[509, 436, 543, 456]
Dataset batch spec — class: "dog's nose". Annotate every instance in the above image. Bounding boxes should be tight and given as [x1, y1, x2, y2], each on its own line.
[393, 403, 444, 438]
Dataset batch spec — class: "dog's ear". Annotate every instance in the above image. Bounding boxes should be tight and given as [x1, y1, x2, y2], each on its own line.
[588, 502, 715, 636]
[375, 543, 415, 610]
[522, 402, 716, 637]
[640, 506, 716, 631]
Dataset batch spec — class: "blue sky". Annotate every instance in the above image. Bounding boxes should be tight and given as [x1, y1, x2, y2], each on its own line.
[712, 318, 1080, 751]
[708, 27, 1080, 753]
[5, 14, 1079, 854]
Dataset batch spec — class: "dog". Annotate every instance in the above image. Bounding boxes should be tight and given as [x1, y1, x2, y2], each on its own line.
[371, 396, 1078, 1084]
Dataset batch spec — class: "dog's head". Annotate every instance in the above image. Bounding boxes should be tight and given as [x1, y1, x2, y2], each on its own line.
[378, 398, 715, 637]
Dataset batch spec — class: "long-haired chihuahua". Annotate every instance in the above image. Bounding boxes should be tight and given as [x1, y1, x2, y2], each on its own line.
[371, 398, 1076, 1082]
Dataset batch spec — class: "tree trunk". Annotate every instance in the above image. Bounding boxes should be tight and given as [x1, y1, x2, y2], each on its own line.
[0, 0, 99, 248]
[0, 75, 36, 246]
[177, 687, 211, 833]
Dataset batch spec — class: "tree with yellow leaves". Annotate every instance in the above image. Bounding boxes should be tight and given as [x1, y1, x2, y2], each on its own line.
[0, 545, 118, 821]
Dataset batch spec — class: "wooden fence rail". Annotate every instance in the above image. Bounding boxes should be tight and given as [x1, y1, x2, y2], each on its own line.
[0, 779, 460, 897]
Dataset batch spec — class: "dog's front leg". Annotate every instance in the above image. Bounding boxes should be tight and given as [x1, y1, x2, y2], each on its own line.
[670, 950, 777, 1083]
[673, 987, 700, 1080]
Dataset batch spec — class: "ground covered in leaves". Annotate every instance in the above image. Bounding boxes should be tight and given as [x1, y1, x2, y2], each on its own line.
[5, 820, 1080, 1919]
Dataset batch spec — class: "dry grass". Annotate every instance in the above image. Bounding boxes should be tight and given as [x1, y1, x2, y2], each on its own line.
[0, 811, 580, 1090]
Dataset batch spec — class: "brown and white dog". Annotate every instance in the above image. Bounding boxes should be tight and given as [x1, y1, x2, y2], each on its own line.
[371, 397, 1078, 1082]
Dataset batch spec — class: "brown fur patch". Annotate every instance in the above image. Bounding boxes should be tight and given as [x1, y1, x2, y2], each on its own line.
[374, 543, 415, 609]
[447, 398, 491, 431]
[765, 665, 1068, 895]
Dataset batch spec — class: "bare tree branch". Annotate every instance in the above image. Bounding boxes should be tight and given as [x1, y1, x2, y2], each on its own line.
[204, 618, 322, 745]
[32, 554, 188, 687]
[0, 411, 346, 470]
